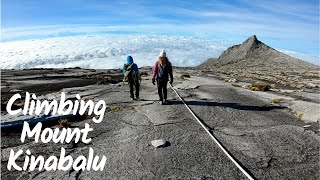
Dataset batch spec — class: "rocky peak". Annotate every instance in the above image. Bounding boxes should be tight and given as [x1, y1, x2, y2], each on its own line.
[201, 34, 318, 71]
[241, 35, 262, 49]
[217, 35, 265, 64]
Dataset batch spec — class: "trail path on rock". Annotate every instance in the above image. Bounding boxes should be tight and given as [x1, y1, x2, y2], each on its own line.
[1, 72, 319, 180]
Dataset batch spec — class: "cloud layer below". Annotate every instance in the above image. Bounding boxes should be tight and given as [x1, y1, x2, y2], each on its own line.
[0, 34, 318, 69]
[0, 34, 231, 69]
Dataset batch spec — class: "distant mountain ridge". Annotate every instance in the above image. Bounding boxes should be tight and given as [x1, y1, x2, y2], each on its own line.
[200, 35, 318, 71]
[198, 35, 319, 89]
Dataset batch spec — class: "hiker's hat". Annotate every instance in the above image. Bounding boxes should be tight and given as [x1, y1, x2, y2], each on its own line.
[127, 55, 133, 64]
[159, 50, 166, 57]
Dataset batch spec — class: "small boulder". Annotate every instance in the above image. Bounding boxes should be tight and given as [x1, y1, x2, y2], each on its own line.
[228, 78, 238, 83]
[306, 83, 319, 89]
[151, 139, 170, 148]
[180, 74, 191, 79]
[250, 82, 271, 91]
[140, 71, 148, 76]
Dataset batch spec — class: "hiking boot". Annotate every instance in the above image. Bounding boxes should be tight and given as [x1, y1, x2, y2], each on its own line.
[131, 98, 135, 101]
[159, 101, 163, 105]
[163, 99, 168, 104]
[136, 97, 140, 101]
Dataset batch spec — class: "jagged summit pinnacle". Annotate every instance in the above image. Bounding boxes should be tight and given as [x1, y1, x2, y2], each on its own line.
[248, 35, 258, 41]
[214, 35, 265, 65]
[242, 35, 262, 48]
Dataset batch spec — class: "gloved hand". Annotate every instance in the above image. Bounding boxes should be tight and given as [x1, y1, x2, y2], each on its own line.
[169, 79, 173, 85]
[152, 78, 156, 85]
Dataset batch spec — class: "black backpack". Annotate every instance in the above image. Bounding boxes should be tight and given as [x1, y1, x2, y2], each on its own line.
[158, 64, 168, 79]
[124, 63, 135, 79]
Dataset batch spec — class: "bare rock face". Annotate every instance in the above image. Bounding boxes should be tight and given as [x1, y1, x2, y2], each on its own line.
[218, 35, 263, 65]
[199, 35, 320, 89]
[216, 35, 315, 69]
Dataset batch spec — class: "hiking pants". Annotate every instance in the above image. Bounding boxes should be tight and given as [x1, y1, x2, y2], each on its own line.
[157, 80, 167, 101]
[128, 78, 139, 98]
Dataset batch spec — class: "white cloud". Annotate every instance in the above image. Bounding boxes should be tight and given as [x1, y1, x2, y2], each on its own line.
[278, 49, 320, 65]
[0, 34, 230, 69]
[1, 33, 317, 70]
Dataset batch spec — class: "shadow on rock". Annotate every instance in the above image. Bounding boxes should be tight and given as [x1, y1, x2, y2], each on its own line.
[169, 100, 286, 111]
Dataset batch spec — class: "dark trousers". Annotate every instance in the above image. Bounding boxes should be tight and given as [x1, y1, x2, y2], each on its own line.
[128, 78, 139, 98]
[157, 80, 167, 101]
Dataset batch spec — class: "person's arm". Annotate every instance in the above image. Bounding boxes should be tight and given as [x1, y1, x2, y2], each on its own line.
[151, 62, 158, 80]
[134, 64, 139, 75]
[151, 62, 158, 85]
[122, 64, 126, 75]
[168, 63, 173, 84]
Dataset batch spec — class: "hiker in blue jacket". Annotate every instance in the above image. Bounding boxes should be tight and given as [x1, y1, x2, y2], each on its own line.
[123, 56, 140, 100]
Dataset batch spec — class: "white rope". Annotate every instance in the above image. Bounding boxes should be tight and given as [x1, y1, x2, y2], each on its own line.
[169, 84, 255, 180]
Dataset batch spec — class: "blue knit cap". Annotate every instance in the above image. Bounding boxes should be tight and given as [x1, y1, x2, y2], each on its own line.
[127, 56, 133, 64]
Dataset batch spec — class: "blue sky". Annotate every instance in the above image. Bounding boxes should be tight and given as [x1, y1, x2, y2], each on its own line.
[2, 0, 319, 55]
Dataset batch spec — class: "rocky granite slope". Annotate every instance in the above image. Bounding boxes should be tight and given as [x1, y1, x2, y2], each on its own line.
[1, 68, 319, 179]
[198, 35, 320, 90]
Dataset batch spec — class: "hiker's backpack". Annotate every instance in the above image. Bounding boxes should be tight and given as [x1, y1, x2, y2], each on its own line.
[158, 63, 168, 79]
[124, 63, 135, 79]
